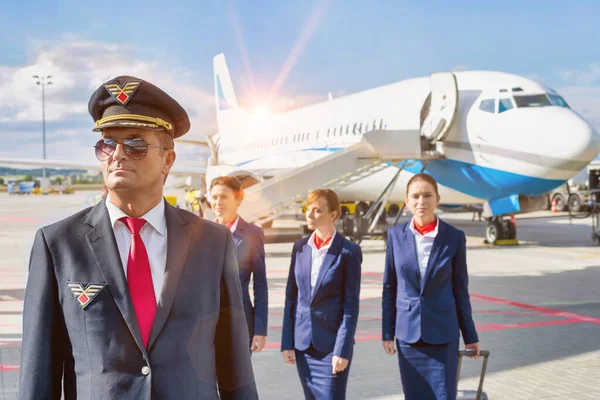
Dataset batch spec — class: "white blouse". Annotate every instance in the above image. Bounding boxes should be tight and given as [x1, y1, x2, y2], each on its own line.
[408, 217, 439, 279]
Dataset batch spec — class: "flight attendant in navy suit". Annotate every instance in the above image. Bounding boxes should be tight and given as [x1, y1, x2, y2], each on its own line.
[210, 176, 268, 353]
[382, 173, 481, 400]
[281, 189, 362, 400]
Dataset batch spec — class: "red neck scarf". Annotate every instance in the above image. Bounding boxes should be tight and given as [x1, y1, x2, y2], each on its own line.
[414, 218, 437, 236]
[314, 234, 333, 250]
[215, 217, 237, 229]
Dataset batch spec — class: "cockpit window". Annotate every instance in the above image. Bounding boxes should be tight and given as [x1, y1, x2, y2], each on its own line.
[479, 99, 495, 113]
[548, 94, 570, 108]
[498, 98, 514, 113]
[514, 94, 551, 108]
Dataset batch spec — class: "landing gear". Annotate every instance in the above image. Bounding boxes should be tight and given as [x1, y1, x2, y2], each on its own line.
[485, 217, 517, 244]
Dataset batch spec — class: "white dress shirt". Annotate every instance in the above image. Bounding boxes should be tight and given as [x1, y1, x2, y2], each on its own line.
[105, 196, 167, 304]
[408, 217, 439, 279]
[307, 230, 337, 294]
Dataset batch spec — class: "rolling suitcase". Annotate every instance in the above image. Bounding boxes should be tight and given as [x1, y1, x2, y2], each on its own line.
[456, 349, 490, 400]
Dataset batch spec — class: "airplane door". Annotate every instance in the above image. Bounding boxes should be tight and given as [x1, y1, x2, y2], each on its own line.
[420, 72, 458, 143]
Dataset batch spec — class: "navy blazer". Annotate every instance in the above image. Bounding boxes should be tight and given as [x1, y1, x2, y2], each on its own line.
[382, 219, 479, 345]
[281, 233, 362, 359]
[232, 217, 268, 337]
[18, 200, 257, 400]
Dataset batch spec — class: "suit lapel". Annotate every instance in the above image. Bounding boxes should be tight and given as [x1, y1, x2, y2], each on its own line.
[232, 217, 245, 249]
[84, 201, 147, 357]
[148, 201, 192, 349]
[402, 226, 422, 288]
[421, 219, 447, 291]
[310, 233, 343, 303]
[297, 242, 312, 301]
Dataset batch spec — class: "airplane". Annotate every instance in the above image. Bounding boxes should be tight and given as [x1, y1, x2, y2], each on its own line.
[205, 53, 600, 243]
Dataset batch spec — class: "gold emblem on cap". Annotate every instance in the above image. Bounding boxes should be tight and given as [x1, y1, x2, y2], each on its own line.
[104, 81, 141, 106]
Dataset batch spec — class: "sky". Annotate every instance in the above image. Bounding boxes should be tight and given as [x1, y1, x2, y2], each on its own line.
[1, 0, 600, 166]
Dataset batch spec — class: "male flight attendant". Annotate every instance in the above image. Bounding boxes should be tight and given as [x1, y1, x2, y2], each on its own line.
[18, 76, 258, 399]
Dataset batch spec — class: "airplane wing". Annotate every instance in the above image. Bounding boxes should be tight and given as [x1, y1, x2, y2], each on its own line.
[0, 157, 205, 176]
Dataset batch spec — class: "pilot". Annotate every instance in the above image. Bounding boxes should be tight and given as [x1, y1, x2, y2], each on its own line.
[19, 76, 258, 399]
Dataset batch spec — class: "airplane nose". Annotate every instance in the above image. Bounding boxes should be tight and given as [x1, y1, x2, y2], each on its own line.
[570, 116, 600, 161]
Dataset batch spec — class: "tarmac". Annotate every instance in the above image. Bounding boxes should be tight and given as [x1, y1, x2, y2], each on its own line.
[1, 191, 599, 399]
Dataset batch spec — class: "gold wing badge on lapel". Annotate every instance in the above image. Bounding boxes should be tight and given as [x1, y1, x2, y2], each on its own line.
[68, 283, 106, 309]
[104, 81, 141, 106]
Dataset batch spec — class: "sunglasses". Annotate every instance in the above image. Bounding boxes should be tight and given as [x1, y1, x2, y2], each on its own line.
[94, 138, 167, 161]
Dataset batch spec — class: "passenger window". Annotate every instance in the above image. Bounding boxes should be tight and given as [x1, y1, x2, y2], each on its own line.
[498, 98, 513, 113]
[479, 99, 495, 113]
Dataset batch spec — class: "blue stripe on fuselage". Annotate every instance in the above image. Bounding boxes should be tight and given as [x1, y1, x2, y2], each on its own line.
[232, 147, 565, 199]
[403, 159, 564, 199]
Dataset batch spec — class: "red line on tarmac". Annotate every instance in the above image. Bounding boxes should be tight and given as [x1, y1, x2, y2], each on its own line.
[470, 294, 600, 324]
[472, 311, 549, 317]
[0, 341, 21, 345]
[476, 319, 582, 332]
[355, 330, 380, 335]
[264, 342, 281, 350]
[355, 336, 381, 342]
[0, 364, 20, 371]
[362, 272, 383, 277]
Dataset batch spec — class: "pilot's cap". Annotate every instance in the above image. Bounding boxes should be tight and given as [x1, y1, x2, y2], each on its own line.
[88, 76, 190, 138]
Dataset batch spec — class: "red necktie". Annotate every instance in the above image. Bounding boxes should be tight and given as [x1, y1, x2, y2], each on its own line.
[121, 217, 157, 348]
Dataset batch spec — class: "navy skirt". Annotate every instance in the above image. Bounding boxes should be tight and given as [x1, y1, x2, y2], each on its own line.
[295, 346, 353, 400]
[396, 339, 459, 400]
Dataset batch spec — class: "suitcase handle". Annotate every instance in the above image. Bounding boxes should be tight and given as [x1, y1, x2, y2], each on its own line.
[459, 349, 490, 358]
[457, 349, 490, 400]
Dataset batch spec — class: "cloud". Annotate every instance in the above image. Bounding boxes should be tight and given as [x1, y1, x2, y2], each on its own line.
[558, 85, 600, 127]
[0, 36, 331, 170]
[0, 37, 215, 165]
[554, 64, 600, 130]
[559, 64, 600, 86]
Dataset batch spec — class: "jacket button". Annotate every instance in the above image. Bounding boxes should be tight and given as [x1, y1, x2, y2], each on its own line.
[141, 366, 150, 376]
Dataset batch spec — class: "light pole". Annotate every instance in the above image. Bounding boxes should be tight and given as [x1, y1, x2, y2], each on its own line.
[32, 75, 53, 178]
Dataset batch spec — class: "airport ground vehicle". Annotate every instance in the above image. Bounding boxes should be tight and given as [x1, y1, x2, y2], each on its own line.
[548, 185, 589, 212]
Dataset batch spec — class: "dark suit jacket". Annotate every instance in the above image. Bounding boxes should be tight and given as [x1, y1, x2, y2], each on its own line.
[281, 233, 362, 359]
[232, 217, 268, 338]
[18, 199, 258, 400]
[382, 219, 479, 345]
